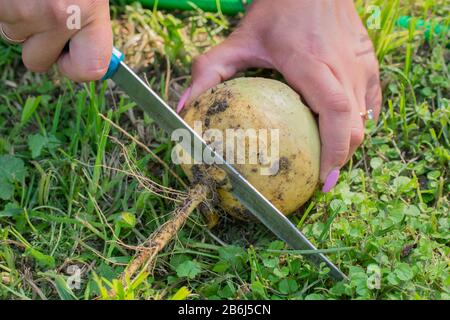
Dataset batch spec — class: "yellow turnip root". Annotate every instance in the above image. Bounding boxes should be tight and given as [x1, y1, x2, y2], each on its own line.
[179, 77, 321, 220]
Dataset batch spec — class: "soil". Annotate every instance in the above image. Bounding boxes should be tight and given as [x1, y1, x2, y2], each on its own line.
[207, 99, 229, 116]
[278, 156, 290, 174]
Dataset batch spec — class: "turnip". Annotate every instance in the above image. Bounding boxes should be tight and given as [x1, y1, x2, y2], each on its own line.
[180, 77, 321, 220]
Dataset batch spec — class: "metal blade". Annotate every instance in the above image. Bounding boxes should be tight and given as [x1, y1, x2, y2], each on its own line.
[111, 61, 347, 281]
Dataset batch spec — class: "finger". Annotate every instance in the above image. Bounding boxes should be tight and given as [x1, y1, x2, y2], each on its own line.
[346, 65, 381, 163]
[358, 37, 382, 121]
[22, 30, 71, 73]
[0, 23, 36, 42]
[317, 101, 352, 185]
[365, 72, 382, 121]
[347, 106, 365, 162]
[347, 78, 368, 160]
[58, 15, 112, 82]
[281, 60, 354, 185]
[188, 32, 272, 104]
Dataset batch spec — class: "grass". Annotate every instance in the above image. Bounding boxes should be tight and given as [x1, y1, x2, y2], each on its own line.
[0, 0, 449, 300]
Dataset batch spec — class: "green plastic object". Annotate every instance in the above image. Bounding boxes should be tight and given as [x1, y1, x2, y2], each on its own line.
[125, 0, 251, 15]
[397, 15, 447, 41]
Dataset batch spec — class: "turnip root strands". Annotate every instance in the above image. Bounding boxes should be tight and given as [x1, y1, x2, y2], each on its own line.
[120, 184, 209, 283]
[98, 115, 211, 297]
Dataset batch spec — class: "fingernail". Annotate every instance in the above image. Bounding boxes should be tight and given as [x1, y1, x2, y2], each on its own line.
[322, 169, 340, 193]
[176, 85, 192, 114]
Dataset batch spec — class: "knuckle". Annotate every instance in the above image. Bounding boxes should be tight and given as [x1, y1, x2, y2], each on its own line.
[304, 32, 329, 58]
[49, 0, 72, 26]
[367, 71, 381, 90]
[324, 92, 352, 113]
[351, 126, 365, 146]
[83, 0, 109, 12]
[331, 146, 350, 164]
[323, 141, 349, 165]
[192, 53, 215, 78]
[192, 54, 209, 71]
[366, 75, 383, 112]
[364, 49, 379, 67]
[373, 95, 382, 111]
[375, 85, 383, 107]
[49, 0, 107, 26]
[15, 3, 36, 21]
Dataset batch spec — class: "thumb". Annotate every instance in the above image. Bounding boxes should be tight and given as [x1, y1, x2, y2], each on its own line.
[177, 32, 271, 113]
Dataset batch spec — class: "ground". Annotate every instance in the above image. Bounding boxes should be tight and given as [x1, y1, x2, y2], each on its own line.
[0, 0, 448, 300]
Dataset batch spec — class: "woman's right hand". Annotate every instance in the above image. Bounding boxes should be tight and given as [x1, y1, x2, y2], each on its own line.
[180, 0, 382, 192]
[0, 0, 112, 81]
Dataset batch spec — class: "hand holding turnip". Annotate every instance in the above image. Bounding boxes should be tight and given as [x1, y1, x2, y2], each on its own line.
[179, 0, 382, 192]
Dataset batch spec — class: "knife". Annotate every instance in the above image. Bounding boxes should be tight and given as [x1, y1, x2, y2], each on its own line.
[103, 48, 348, 281]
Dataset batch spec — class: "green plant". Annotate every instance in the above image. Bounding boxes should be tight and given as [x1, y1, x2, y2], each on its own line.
[0, 0, 448, 300]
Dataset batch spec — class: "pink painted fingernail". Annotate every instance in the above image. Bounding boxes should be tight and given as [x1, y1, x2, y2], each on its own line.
[176, 85, 192, 114]
[322, 169, 340, 193]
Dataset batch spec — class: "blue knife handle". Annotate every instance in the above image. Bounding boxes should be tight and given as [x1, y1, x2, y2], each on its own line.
[102, 47, 125, 80]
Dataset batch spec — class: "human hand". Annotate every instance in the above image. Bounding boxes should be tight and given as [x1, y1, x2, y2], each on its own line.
[0, 0, 112, 81]
[178, 0, 382, 192]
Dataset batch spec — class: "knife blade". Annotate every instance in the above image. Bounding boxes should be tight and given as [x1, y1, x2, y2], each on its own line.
[104, 48, 347, 281]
